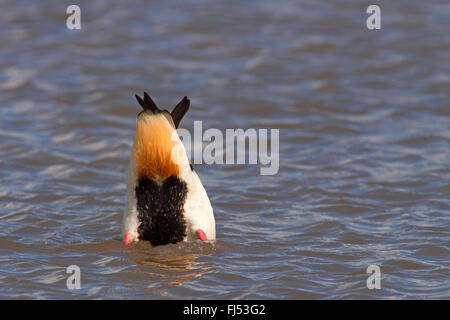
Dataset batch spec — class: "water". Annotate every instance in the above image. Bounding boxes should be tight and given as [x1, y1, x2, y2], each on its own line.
[0, 0, 449, 299]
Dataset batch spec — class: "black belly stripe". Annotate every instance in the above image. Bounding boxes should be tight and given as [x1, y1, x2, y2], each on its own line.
[135, 175, 187, 246]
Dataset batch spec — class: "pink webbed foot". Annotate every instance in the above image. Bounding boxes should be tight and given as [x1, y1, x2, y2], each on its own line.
[196, 229, 207, 241]
[124, 232, 133, 245]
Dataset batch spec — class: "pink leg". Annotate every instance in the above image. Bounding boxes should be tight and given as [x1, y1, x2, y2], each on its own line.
[124, 232, 133, 245]
[196, 229, 207, 241]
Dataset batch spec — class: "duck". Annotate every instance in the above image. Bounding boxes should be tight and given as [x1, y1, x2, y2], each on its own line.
[122, 92, 215, 246]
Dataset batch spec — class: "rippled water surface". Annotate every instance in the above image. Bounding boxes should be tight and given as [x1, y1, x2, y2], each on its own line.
[0, 0, 449, 299]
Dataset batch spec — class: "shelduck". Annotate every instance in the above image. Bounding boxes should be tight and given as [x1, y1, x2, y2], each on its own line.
[122, 92, 215, 246]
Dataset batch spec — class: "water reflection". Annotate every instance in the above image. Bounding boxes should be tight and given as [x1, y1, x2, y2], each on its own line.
[130, 242, 217, 286]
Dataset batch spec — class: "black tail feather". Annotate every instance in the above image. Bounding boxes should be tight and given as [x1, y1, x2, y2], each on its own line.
[135, 92, 190, 128]
[135, 92, 160, 112]
[171, 96, 190, 128]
